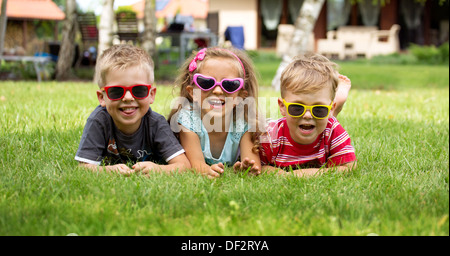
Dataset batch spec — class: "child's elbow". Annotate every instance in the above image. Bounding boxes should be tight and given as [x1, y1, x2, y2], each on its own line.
[348, 160, 357, 169]
[172, 156, 191, 170]
[343, 161, 357, 172]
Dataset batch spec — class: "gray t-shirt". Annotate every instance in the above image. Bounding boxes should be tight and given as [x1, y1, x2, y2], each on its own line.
[75, 105, 185, 166]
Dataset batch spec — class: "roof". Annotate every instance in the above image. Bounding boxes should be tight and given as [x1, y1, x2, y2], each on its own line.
[0, 0, 65, 20]
[132, 0, 208, 19]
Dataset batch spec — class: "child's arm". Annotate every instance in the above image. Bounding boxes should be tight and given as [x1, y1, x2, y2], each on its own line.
[132, 154, 191, 175]
[332, 74, 351, 117]
[233, 131, 261, 175]
[290, 161, 357, 178]
[262, 161, 357, 178]
[78, 162, 135, 176]
[179, 128, 223, 178]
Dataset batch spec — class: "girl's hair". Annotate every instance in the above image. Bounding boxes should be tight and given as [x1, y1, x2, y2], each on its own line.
[94, 44, 154, 88]
[167, 47, 263, 153]
[280, 53, 339, 100]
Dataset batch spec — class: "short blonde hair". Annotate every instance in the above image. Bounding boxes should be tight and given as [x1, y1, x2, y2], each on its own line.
[94, 44, 154, 88]
[280, 53, 339, 100]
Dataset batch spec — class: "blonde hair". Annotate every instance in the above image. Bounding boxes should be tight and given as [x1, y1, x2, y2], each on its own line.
[280, 53, 339, 100]
[167, 47, 262, 153]
[94, 44, 154, 88]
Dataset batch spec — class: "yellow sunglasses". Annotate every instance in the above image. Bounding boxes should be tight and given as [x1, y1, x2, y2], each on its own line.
[282, 99, 333, 119]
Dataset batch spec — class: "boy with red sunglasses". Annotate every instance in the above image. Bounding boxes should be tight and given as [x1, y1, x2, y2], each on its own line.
[260, 53, 357, 177]
[75, 44, 190, 175]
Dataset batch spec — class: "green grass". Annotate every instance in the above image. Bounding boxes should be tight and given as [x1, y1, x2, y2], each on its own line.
[0, 61, 448, 236]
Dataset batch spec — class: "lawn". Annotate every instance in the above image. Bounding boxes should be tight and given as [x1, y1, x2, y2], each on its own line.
[0, 56, 448, 237]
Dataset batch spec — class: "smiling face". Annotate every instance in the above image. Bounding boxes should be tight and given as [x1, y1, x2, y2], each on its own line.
[97, 65, 155, 135]
[187, 57, 245, 126]
[279, 86, 336, 145]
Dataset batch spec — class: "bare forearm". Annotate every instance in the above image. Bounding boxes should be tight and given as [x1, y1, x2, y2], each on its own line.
[151, 163, 189, 173]
[262, 161, 357, 177]
[262, 165, 284, 174]
[293, 161, 357, 177]
[79, 162, 103, 172]
[78, 162, 133, 176]
[133, 156, 191, 175]
[190, 161, 213, 173]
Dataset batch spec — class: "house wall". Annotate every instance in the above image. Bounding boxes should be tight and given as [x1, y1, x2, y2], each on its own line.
[209, 0, 258, 50]
[3, 20, 40, 55]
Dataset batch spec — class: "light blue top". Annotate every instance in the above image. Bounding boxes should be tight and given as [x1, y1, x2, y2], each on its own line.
[177, 107, 248, 165]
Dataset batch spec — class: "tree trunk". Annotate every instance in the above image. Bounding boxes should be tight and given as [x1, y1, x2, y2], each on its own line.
[98, 0, 115, 56]
[55, 0, 77, 81]
[0, 0, 8, 57]
[271, 0, 325, 90]
[141, 0, 158, 69]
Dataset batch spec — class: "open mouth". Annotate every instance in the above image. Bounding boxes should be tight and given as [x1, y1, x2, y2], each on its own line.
[208, 99, 225, 109]
[120, 107, 138, 115]
[299, 124, 315, 133]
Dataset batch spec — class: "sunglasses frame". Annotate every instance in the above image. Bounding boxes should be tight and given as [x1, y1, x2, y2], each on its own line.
[282, 99, 333, 119]
[192, 73, 244, 94]
[101, 84, 152, 101]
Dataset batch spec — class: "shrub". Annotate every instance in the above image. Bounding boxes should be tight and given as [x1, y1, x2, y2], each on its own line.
[0, 60, 55, 80]
[368, 52, 418, 65]
[438, 42, 449, 64]
[409, 42, 449, 65]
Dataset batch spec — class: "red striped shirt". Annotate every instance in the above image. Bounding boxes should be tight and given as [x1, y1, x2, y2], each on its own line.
[259, 117, 356, 169]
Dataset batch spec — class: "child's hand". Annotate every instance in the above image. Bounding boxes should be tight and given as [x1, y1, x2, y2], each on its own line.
[233, 157, 261, 176]
[107, 164, 135, 176]
[132, 161, 160, 174]
[208, 163, 224, 178]
[193, 163, 224, 179]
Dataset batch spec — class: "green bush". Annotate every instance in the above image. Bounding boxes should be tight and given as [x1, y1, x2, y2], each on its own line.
[115, 6, 137, 18]
[350, 42, 449, 65]
[366, 52, 418, 65]
[409, 42, 449, 65]
[0, 60, 55, 80]
[438, 42, 449, 64]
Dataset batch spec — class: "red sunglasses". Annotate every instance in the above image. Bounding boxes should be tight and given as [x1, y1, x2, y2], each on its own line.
[101, 84, 152, 101]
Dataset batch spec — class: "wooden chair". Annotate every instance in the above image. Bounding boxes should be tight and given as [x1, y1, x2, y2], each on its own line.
[116, 11, 139, 44]
[367, 24, 401, 59]
[317, 26, 378, 59]
[78, 13, 98, 45]
[77, 12, 98, 66]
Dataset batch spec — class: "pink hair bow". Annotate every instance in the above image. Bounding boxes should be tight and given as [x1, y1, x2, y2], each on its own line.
[189, 48, 207, 72]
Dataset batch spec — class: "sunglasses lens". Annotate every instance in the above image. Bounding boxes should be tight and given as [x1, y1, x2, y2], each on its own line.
[107, 87, 124, 100]
[222, 79, 242, 93]
[288, 105, 304, 117]
[132, 85, 149, 98]
[196, 76, 216, 90]
[312, 106, 329, 118]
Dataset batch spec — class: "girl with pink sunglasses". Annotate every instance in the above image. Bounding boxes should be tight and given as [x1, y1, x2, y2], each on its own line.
[168, 47, 264, 178]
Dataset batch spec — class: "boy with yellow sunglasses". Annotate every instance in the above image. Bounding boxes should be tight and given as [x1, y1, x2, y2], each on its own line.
[260, 53, 356, 177]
